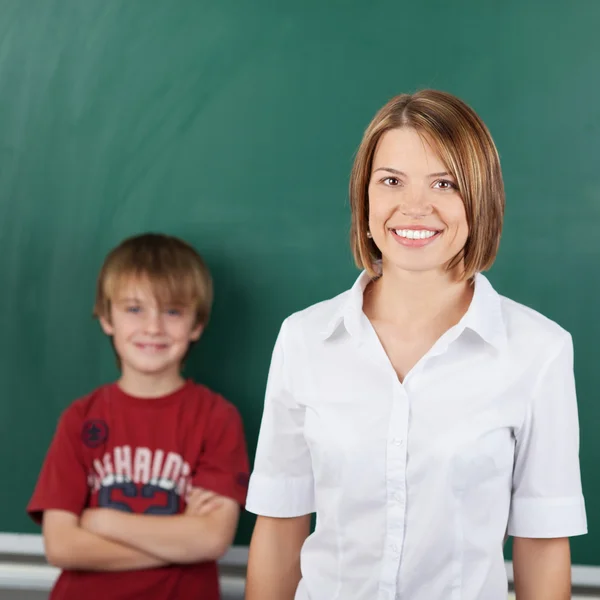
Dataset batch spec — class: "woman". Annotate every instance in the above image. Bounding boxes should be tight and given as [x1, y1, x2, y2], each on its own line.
[245, 90, 586, 600]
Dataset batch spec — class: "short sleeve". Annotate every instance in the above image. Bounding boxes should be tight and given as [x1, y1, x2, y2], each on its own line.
[245, 318, 315, 517]
[507, 333, 587, 538]
[191, 399, 250, 506]
[27, 406, 90, 524]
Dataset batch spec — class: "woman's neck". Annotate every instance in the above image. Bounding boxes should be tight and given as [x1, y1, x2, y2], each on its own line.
[364, 264, 474, 333]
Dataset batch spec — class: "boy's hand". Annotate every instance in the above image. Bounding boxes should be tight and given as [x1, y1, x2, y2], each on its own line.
[75, 491, 239, 564]
[185, 487, 225, 516]
[80, 508, 116, 536]
[79, 488, 224, 533]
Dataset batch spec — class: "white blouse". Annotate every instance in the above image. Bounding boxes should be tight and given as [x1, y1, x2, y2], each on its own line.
[246, 272, 587, 600]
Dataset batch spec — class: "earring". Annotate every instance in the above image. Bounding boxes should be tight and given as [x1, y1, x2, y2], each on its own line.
[366, 231, 373, 238]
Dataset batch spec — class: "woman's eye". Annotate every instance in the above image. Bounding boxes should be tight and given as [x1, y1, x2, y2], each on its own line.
[383, 177, 400, 186]
[434, 179, 456, 190]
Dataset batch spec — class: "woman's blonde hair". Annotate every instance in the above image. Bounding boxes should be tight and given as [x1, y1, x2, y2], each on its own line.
[350, 89, 505, 279]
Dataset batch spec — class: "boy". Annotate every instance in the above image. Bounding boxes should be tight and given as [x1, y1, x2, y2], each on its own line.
[27, 233, 249, 600]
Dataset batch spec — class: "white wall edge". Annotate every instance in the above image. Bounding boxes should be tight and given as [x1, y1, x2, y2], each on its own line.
[505, 561, 600, 588]
[0, 534, 44, 556]
[0, 562, 245, 592]
[0, 563, 59, 591]
[1, 533, 599, 589]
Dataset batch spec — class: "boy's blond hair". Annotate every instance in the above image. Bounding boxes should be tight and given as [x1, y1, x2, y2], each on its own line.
[350, 89, 505, 280]
[93, 233, 213, 327]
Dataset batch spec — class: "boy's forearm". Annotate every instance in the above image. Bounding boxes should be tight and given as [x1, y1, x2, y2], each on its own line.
[84, 509, 235, 564]
[46, 525, 168, 572]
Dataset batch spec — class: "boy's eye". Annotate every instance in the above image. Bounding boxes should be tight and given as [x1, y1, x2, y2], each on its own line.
[166, 308, 182, 317]
[126, 306, 141, 314]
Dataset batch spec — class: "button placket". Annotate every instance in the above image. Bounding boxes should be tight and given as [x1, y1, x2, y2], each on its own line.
[379, 383, 409, 592]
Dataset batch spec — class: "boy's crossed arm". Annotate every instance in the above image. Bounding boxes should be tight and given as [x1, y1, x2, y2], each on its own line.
[82, 487, 239, 564]
[44, 509, 166, 572]
[44, 488, 238, 571]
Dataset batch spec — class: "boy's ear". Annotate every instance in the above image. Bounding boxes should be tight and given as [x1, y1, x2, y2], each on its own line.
[99, 315, 115, 336]
[190, 324, 204, 342]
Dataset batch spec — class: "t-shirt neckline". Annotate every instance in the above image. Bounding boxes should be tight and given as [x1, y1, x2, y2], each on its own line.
[110, 379, 193, 409]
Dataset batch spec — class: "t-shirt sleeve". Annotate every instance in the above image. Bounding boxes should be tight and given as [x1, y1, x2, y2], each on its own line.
[245, 318, 315, 518]
[27, 405, 90, 524]
[507, 332, 587, 538]
[191, 398, 250, 507]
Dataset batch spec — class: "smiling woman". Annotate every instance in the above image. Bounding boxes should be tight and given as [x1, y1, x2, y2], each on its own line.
[244, 90, 586, 600]
[350, 89, 504, 281]
[367, 128, 468, 265]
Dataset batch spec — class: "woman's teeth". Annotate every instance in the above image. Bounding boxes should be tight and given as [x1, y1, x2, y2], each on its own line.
[394, 229, 437, 239]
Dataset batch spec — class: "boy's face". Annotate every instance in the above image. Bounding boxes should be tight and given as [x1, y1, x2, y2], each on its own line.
[99, 278, 203, 379]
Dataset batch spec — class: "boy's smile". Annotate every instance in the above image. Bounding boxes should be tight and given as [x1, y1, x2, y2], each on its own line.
[133, 342, 169, 352]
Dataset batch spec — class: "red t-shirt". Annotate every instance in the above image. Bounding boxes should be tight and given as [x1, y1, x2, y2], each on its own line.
[27, 380, 249, 600]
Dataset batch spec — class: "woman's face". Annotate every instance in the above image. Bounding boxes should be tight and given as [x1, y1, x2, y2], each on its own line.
[367, 127, 469, 276]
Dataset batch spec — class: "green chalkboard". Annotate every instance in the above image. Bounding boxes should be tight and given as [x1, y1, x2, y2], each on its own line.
[0, 0, 599, 565]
